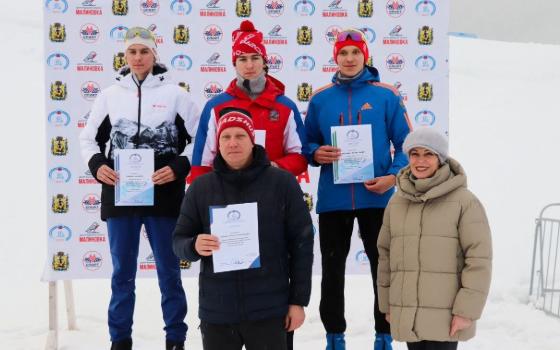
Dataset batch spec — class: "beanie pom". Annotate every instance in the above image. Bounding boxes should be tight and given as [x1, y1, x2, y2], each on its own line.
[239, 20, 256, 32]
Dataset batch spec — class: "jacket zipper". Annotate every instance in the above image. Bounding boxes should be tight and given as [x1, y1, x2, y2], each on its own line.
[347, 87, 356, 210]
[134, 79, 142, 149]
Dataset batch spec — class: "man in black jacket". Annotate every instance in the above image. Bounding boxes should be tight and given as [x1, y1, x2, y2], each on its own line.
[173, 109, 313, 350]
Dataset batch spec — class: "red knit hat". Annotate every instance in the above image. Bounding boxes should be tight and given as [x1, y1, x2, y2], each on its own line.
[231, 20, 267, 64]
[333, 29, 369, 64]
[217, 109, 255, 144]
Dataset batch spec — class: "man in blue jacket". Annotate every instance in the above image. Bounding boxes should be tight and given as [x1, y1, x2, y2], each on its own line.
[173, 109, 314, 350]
[304, 29, 411, 350]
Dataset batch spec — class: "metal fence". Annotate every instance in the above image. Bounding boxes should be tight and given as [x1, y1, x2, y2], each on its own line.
[530, 203, 560, 318]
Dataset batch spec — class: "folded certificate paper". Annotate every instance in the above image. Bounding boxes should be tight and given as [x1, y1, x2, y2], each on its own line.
[114, 149, 154, 206]
[210, 202, 261, 273]
[331, 124, 375, 184]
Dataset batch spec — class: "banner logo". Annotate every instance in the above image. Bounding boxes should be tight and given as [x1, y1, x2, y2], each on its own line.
[203, 82, 224, 99]
[48, 110, 71, 127]
[297, 26, 313, 45]
[414, 110, 436, 126]
[178, 82, 190, 92]
[46, 0, 69, 13]
[294, 0, 316, 16]
[76, 0, 103, 15]
[77, 52, 104, 72]
[78, 169, 98, 184]
[51, 136, 68, 156]
[325, 26, 343, 44]
[80, 23, 101, 43]
[264, 25, 288, 45]
[417, 82, 433, 101]
[179, 259, 192, 269]
[83, 251, 103, 271]
[383, 25, 408, 45]
[110, 25, 129, 43]
[201, 0, 226, 17]
[171, 54, 193, 71]
[303, 192, 313, 211]
[140, 0, 160, 16]
[112, 0, 128, 15]
[80, 222, 106, 242]
[47, 53, 70, 70]
[386, 53, 405, 73]
[357, 0, 373, 17]
[418, 26, 434, 45]
[113, 52, 127, 71]
[360, 27, 376, 43]
[81, 81, 101, 101]
[50, 81, 67, 101]
[297, 83, 312, 102]
[203, 25, 223, 44]
[355, 250, 370, 264]
[49, 23, 66, 43]
[52, 252, 70, 271]
[415, 0, 436, 16]
[170, 0, 192, 15]
[174, 25, 190, 44]
[82, 194, 101, 213]
[265, 0, 285, 17]
[295, 55, 315, 72]
[415, 55, 436, 71]
[200, 53, 226, 73]
[235, 0, 251, 17]
[323, 0, 348, 17]
[386, 0, 405, 18]
[52, 194, 69, 214]
[49, 225, 72, 242]
[49, 167, 72, 184]
[267, 53, 284, 73]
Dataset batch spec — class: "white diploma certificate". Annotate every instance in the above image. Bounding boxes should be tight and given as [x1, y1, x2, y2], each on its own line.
[331, 124, 375, 184]
[114, 149, 154, 206]
[210, 202, 260, 273]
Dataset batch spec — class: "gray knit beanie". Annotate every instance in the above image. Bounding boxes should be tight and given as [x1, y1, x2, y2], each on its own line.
[403, 128, 448, 164]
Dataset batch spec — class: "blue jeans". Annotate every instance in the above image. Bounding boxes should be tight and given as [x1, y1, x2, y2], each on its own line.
[107, 216, 187, 342]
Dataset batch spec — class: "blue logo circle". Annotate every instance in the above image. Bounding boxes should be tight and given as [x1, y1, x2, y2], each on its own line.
[294, 0, 316, 16]
[49, 225, 72, 241]
[295, 55, 315, 72]
[48, 110, 71, 127]
[170, 0, 192, 15]
[415, 0, 436, 16]
[47, 53, 70, 70]
[415, 55, 436, 71]
[45, 0, 68, 13]
[49, 167, 72, 183]
[171, 54, 193, 71]
[414, 110, 436, 126]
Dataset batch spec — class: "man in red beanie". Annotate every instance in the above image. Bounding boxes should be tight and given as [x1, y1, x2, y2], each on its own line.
[173, 108, 314, 350]
[191, 20, 308, 182]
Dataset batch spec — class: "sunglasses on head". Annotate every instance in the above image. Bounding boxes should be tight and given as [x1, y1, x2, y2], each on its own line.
[336, 29, 366, 43]
[125, 27, 154, 41]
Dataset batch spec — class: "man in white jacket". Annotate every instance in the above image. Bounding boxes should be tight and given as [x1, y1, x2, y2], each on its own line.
[79, 27, 200, 350]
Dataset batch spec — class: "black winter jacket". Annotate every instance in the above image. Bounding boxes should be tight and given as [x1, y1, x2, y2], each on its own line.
[172, 145, 314, 324]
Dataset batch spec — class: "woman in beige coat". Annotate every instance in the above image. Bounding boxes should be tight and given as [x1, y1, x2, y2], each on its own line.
[377, 128, 492, 350]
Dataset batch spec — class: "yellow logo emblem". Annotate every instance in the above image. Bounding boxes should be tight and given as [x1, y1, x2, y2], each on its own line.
[297, 26, 313, 45]
[358, 0, 373, 17]
[297, 83, 313, 102]
[236, 0, 251, 17]
[52, 252, 69, 271]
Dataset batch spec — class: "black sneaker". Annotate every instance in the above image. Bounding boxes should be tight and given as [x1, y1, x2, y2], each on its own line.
[166, 340, 185, 350]
[111, 338, 132, 350]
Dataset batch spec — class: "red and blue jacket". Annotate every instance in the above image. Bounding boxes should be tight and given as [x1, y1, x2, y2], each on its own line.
[191, 75, 308, 179]
[304, 66, 412, 213]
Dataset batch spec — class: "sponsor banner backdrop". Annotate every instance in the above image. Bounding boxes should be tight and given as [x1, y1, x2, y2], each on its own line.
[43, 0, 449, 280]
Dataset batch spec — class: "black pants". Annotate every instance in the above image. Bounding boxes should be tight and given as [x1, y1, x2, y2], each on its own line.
[407, 341, 458, 350]
[319, 208, 390, 334]
[200, 318, 287, 350]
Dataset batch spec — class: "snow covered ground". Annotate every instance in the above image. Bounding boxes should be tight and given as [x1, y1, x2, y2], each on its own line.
[2, 2, 560, 349]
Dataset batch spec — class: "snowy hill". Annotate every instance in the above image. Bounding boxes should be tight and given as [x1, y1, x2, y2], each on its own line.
[1, 2, 560, 349]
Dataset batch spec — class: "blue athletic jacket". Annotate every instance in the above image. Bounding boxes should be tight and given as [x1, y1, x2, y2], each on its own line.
[304, 66, 411, 213]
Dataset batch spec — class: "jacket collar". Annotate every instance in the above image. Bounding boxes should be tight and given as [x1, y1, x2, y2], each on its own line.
[213, 145, 271, 186]
[115, 63, 171, 89]
[331, 65, 380, 87]
[226, 75, 284, 109]
[396, 157, 467, 202]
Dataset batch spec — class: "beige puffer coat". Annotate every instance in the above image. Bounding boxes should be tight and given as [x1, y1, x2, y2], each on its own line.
[377, 158, 492, 342]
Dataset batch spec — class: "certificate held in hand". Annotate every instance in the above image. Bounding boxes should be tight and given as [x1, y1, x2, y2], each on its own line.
[331, 124, 375, 184]
[114, 149, 154, 206]
[210, 202, 261, 273]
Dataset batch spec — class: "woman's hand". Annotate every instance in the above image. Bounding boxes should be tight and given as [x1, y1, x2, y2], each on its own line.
[313, 146, 341, 164]
[385, 313, 391, 324]
[450, 315, 472, 337]
[364, 175, 396, 194]
[194, 234, 220, 256]
[152, 166, 177, 185]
